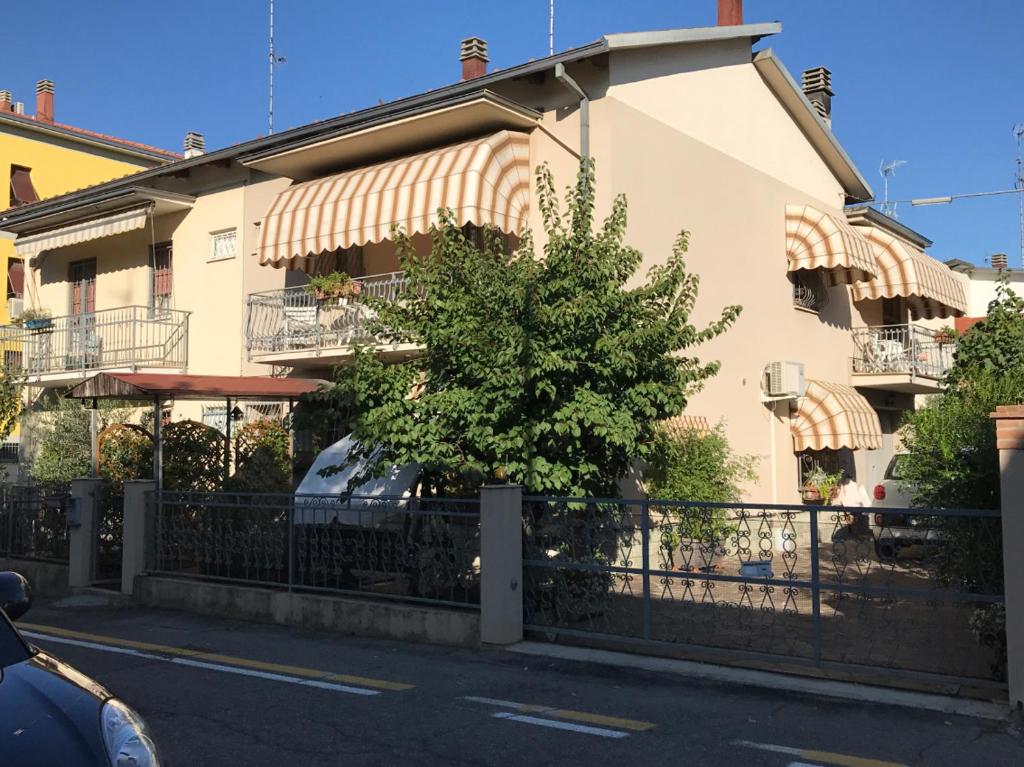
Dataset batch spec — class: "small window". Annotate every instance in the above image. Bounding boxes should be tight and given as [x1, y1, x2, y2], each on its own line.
[3, 350, 22, 372]
[9, 165, 38, 207]
[791, 270, 829, 312]
[209, 229, 237, 262]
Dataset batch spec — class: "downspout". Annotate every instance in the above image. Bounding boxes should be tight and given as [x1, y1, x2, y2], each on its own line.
[554, 62, 590, 169]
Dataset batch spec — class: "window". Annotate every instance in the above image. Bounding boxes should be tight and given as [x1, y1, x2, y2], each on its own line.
[152, 243, 172, 311]
[3, 350, 22, 372]
[6, 258, 23, 300]
[791, 270, 829, 312]
[9, 165, 38, 207]
[209, 228, 237, 262]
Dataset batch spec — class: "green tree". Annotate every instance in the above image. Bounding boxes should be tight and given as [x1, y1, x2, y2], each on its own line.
[0, 363, 23, 444]
[946, 277, 1024, 387]
[312, 162, 740, 496]
[26, 398, 137, 484]
[646, 422, 757, 504]
[229, 419, 292, 493]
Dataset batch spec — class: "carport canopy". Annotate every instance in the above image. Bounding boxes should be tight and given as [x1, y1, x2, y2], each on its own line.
[65, 372, 324, 488]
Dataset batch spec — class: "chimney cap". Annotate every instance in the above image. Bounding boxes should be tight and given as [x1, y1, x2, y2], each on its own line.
[460, 37, 489, 62]
[801, 67, 833, 96]
[0, 90, 10, 102]
[183, 131, 206, 158]
[35, 79, 54, 94]
[992, 253, 1009, 271]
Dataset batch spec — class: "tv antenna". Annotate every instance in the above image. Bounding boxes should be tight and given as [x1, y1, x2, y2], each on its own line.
[268, 0, 286, 134]
[549, 0, 555, 56]
[1014, 123, 1024, 268]
[879, 159, 907, 219]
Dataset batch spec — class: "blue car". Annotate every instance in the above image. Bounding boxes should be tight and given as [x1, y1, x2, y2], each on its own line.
[0, 572, 161, 766]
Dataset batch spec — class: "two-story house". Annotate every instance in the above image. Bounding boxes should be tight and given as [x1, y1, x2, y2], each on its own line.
[0, 4, 967, 501]
[0, 80, 175, 456]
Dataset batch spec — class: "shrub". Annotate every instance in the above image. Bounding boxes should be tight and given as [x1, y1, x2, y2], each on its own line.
[229, 419, 291, 493]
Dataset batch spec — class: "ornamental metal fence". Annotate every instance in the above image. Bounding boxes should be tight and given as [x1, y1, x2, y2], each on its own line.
[0, 483, 72, 564]
[151, 491, 480, 608]
[522, 497, 1005, 686]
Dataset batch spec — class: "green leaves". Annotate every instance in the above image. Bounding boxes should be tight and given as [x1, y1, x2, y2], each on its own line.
[306, 161, 740, 497]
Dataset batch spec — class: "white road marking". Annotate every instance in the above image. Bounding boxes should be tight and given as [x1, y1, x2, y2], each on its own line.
[23, 631, 380, 697]
[463, 695, 531, 709]
[491, 712, 629, 739]
[734, 741, 803, 757]
[789, 763, 825, 767]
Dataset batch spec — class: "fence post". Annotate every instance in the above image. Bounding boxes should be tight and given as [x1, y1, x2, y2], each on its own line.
[993, 405, 1024, 711]
[122, 480, 156, 596]
[68, 478, 100, 589]
[479, 484, 523, 645]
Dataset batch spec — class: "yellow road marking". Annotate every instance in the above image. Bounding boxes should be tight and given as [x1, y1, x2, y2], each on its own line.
[800, 750, 906, 767]
[19, 622, 414, 692]
[463, 696, 655, 732]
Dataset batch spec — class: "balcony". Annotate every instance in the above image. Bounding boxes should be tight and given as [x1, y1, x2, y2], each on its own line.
[245, 271, 418, 368]
[851, 324, 955, 393]
[0, 305, 189, 386]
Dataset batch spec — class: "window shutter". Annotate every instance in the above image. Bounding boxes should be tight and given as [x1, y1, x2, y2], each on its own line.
[7, 259, 24, 299]
[154, 244, 172, 298]
[9, 166, 38, 207]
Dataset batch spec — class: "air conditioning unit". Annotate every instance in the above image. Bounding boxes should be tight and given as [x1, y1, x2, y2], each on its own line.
[7, 298, 23, 320]
[764, 361, 806, 399]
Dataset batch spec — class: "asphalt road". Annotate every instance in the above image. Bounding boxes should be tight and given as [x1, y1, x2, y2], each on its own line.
[13, 597, 1024, 767]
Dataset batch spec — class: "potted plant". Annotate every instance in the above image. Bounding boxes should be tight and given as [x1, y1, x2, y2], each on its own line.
[802, 465, 842, 504]
[305, 272, 362, 302]
[17, 307, 53, 331]
[933, 326, 956, 346]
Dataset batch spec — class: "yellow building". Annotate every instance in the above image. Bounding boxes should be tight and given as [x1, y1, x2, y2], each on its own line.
[0, 80, 175, 447]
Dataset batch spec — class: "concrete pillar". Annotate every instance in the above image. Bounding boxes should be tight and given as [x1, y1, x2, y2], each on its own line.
[479, 484, 523, 645]
[68, 478, 100, 589]
[122, 480, 156, 596]
[993, 405, 1024, 711]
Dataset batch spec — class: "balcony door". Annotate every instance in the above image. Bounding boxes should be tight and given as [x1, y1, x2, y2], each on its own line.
[68, 259, 97, 368]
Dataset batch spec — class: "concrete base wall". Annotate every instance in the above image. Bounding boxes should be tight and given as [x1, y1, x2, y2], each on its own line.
[2, 558, 69, 597]
[135, 576, 480, 648]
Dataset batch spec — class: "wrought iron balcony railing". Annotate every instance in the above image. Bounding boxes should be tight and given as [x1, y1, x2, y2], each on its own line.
[851, 324, 956, 381]
[245, 271, 407, 358]
[0, 305, 190, 378]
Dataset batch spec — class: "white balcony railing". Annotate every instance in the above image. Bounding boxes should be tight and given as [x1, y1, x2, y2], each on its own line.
[245, 271, 407, 358]
[0, 305, 189, 377]
[851, 324, 956, 381]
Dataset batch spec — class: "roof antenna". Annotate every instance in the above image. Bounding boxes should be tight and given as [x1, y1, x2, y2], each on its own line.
[268, 0, 286, 134]
[549, 0, 555, 56]
[1014, 123, 1024, 268]
[879, 159, 907, 219]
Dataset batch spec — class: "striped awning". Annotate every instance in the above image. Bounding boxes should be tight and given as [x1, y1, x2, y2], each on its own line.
[15, 206, 149, 258]
[785, 205, 876, 284]
[258, 130, 531, 269]
[660, 414, 712, 439]
[850, 226, 968, 319]
[791, 380, 882, 452]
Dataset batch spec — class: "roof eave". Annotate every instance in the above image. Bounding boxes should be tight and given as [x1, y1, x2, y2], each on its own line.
[752, 48, 873, 203]
[0, 112, 176, 163]
[845, 205, 933, 249]
[604, 21, 782, 50]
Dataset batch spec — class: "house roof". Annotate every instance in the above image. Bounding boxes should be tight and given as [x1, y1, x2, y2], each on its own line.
[1, 20, 878, 227]
[65, 372, 323, 401]
[0, 110, 178, 163]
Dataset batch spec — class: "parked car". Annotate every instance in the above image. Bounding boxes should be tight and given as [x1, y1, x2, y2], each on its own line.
[0, 572, 161, 767]
[870, 454, 940, 560]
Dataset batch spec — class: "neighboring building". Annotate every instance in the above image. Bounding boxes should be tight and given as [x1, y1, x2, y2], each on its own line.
[0, 5, 967, 501]
[0, 80, 175, 454]
[945, 257, 1023, 333]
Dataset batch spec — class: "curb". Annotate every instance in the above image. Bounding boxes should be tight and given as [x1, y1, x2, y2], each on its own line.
[508, 641, 1011, 721]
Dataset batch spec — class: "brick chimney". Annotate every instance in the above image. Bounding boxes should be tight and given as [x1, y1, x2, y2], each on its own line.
[460, 37, 488, 81]
[801, 67, 833, 126]
[0, 91, 11, 113]
[183, 131, 206, 159]
[35, 79, 54, 124]
[718, 0, 743, 26]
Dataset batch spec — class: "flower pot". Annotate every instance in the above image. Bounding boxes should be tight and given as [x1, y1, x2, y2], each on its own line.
[934, 333, 953, 345]
[801, 486, 822, 503]
[25, 318, 53, 331]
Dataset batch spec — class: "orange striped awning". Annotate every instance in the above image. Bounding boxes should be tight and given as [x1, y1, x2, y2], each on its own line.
[791, 380, 882, 452]
[849, 226, 968, 319]
[660, 414, 712, 439]
[785, 205, 876, 284]
[257, 131, 531, 269]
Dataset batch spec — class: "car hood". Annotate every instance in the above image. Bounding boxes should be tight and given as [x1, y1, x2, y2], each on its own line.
[0, 651, 110, 766]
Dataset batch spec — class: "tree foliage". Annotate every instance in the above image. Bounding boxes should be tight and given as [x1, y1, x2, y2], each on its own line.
[646, 423, 757, 504]
[946, 277, 1024, 387]
[229, 419, 292, 492]
[161, 420, 226, 492]
[309, 162, 740, 496]
[27, 398, 134, 484]
[0, 363, 23, 445]
[98, 424, 153, 485]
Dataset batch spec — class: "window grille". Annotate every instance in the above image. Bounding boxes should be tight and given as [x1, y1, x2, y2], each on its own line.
[209, 229, 238, 261]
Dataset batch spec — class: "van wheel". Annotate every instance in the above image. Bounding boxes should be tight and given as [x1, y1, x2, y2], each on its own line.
[874, 538, 899, 562]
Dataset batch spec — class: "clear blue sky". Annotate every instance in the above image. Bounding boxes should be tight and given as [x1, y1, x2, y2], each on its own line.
[4, 1, 1022, 265]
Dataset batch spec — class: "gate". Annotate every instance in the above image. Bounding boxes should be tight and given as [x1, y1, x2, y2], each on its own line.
[94, 482, 124, 583]
[0, 483, 71, 563]
[522, 497, 1005, 691]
